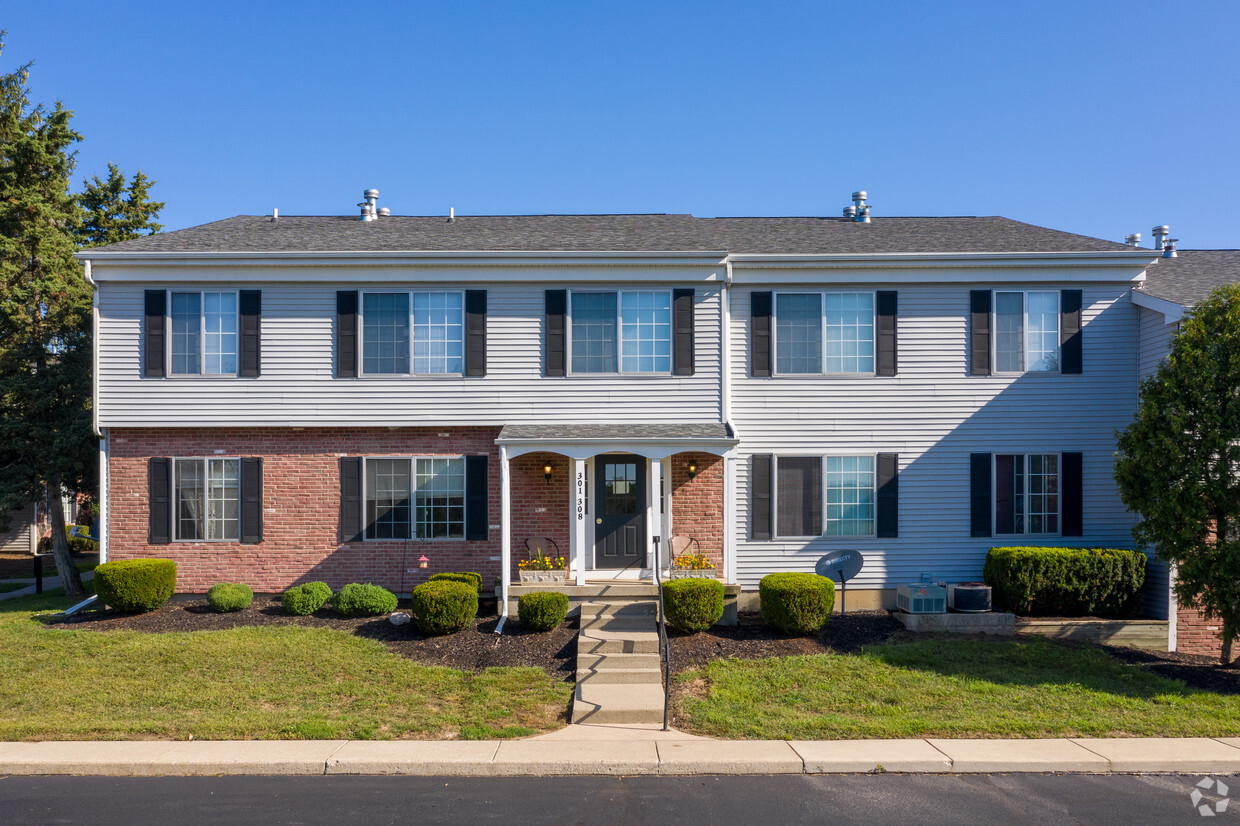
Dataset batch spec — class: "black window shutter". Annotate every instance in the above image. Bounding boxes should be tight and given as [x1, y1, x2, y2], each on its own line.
[545, 290, 567, 377]
[876, 291, 898, 377]
[143, 290, 166, 378]
[673, 288, 695, 376]
[465, 289, 487, 377]
[240, 458, 263, 544]
[1060, 289, 1082, 374]
[239, 290, 261, 377]
[752, 291, 772, 377]
[995, 454, 1017, 534]
[339, 457, 362, 542]
[876, 453, 899, 538]
[751, 453, 772, 540]
[1061, 452, 1083, 536]
[465, 455, 489, 541]
[970, 290, 991, 376]
[970, 453, 992, 537]
[336, 291, 358, 378]
[148, 457, 171, 544]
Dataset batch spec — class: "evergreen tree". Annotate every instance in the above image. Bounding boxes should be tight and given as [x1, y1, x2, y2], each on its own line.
[75, 162, 164, 248]
[0, 35, 91, 598]
[1115, 284, 1240, 665]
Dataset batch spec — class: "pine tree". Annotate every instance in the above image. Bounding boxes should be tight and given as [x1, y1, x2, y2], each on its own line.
[1115, 284, 1240, 665]
[75, 162, 164, 248]
[0, 35, 92, 598]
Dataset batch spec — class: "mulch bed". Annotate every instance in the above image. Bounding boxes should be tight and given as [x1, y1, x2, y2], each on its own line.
[46, 595, 578, 680]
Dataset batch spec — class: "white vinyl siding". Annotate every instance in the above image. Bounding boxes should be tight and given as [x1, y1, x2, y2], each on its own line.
[731, 282, 1141, 590]
[96, 279, 724, 426]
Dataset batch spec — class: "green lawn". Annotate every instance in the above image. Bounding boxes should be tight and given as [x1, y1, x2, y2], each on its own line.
[0, 582, 28, 593]
[674, 637, 1240, 739]
[0, 593, 571, 741]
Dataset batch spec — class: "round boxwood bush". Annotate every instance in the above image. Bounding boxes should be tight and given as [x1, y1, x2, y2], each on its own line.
[206, 582, 254, 613]
[428, 571, 483, 590]
[662, 578, 725, 633]
[93, 559, 177, 613]
[281, 581, 333, 616]
[518, 591, 570, 631]
[759, 572, 835, 635]
[410, 580, 478, 635]
[333, 583, 398, 617]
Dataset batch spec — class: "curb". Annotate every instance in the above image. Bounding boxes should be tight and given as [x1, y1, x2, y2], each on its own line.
[3, 736, 1240, 777]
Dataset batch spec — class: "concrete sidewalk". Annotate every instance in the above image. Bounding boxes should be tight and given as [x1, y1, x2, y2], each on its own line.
[3, 729, 1240, 776]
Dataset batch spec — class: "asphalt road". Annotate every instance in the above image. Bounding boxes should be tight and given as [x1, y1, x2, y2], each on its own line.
[0, 773, 1232, 825]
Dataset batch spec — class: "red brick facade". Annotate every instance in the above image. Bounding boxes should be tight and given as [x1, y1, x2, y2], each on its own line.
[1176, 603, 1226, 659]
[107, 429, 728, 594]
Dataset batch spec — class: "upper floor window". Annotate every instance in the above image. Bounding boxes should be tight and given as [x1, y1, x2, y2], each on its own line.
[995, 291, 1059, 373]
[361, 291, 463, 376]
[570, 290, 671, 374]
[171, 291, 237, 375]
[775, 292, 874, 375]
[174, 457, 240, 540]
[995, 453, 1059, 534]
[365, 456, 465, 539]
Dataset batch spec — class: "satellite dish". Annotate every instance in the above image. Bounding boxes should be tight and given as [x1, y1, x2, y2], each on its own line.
[815, 549, 864, 582]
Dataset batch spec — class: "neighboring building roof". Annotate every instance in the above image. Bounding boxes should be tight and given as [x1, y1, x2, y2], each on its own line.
[1137, 250, 1240, 307]
[84, 214, 1136, 256]
[498, 423, 734, 441]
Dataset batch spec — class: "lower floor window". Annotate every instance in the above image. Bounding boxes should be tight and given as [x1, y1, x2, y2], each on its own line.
[775, 455, 876, 538]
[175, 458, 239, 540]
[366, 457, 465, 539]
[996, 453, 1059, 534]
[825, 456, 874, 536]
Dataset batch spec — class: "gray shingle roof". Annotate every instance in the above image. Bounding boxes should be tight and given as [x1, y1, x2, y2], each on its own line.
[498, 423, 734, 441]
[1137, 250, 1240, 307]
[87, 214, 1136, 255]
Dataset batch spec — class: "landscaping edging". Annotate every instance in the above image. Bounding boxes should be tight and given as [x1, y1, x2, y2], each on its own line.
[1015, 617, 1169, 650]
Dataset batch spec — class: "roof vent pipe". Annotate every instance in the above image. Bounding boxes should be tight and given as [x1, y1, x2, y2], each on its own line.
[842, 206, 856, 219]
[271, 208, 278, 223]
[1124, 233, 1140, 246]
[359, 189, 380, 222]
[1152, 225, 1169, 250]
[449, 207, 455, 223]
[1163, 238, 1178, 258]
[377, 207, 390, 217]
[850, 191, 871, 223]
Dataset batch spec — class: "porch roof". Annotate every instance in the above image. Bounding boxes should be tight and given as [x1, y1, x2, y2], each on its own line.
[496, 422, 738, 459]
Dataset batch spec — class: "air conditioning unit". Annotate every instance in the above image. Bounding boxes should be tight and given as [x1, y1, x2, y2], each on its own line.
[897, 583, 947, 614]
[948, 582, 993, 613]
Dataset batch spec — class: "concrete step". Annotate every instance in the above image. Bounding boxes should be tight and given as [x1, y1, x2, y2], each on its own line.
[580, 616, 655, 634]
[576, 667, 663, 685]
[573, 682, 666, 725]
[577, 652, 662, 670]
[579, 601, 657, 619]
[578, 630, 660, 655]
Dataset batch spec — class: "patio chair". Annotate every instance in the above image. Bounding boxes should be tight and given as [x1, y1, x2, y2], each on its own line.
[523, 536, 561, 561]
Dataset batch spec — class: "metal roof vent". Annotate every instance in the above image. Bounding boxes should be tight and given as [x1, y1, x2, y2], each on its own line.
[850, 191, 871, 223]
[1152, 225, 1170, 250]
[377, 207, 390, 217]
[842, 205, 856, 219]
[358, 188, 380, 222]
[1163, 238, 1178, 258]
[1124, 233, 1141, 246]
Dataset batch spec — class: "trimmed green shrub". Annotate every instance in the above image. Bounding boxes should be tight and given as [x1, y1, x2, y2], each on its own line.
[759, 572, 835, 635]
[93, 559, 177, 613]
[333, 583, 398, 617]
[38, 535, 97, 555]
[984, 547, 1147, 617]
[518, 591, 569, 631]
[662, 578, 725, 633]
[206, 582, 254, 613]
[410, 580, 478, 635]
[281, 581, 333, 616]
[428, 571, 483, 590]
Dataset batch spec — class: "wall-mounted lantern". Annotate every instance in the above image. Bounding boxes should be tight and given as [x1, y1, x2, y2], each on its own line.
[544, 464, 553, 484]
[688, 463, 698, 479]
[418, 555, 429, 569]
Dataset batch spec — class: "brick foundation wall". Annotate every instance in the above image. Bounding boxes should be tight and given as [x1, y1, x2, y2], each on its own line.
[1177, 603, 1226, 659]
[109, 427, 510, 594]
[669, 452, 725, 572]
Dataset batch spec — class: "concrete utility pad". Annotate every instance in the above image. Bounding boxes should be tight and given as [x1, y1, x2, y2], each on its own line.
[792, 739, 952, 773]
[928, 739, 1108, 773]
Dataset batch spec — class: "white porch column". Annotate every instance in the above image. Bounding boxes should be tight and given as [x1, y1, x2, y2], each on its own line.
[724, 454, 737, 585]
[500, 446, 511, 617]
[573, 457, 587, 586]
[650, 458, 665, 579]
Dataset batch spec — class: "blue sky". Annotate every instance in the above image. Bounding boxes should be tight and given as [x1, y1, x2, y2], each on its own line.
[7, 1, 1239, 248]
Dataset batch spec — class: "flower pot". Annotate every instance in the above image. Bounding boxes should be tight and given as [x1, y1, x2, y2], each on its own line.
[670, 569, 718, 580]
[519, 570, 568, 584]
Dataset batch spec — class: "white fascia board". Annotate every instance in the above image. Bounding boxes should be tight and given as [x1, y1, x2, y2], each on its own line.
[727, 251, 1159, 284]
[495, 435, 739, 461]
[1130, 289, 1186, 323]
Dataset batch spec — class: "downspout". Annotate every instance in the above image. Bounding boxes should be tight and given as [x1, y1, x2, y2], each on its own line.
[68, 258, 102, 614]
[721, 257, 733, 425]
[495, 444, 511, 634]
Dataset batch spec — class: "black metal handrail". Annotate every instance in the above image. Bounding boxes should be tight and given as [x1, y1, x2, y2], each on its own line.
[652, 536, 671, 731]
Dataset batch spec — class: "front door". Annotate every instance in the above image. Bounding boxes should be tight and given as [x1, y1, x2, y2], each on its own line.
[594, 455, 646, 569]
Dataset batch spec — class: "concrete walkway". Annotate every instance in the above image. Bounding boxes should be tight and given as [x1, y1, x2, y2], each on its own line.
[3, 734, 1240, 776]
[0, 570, 94, 602]
[572, 601, 665, 725]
